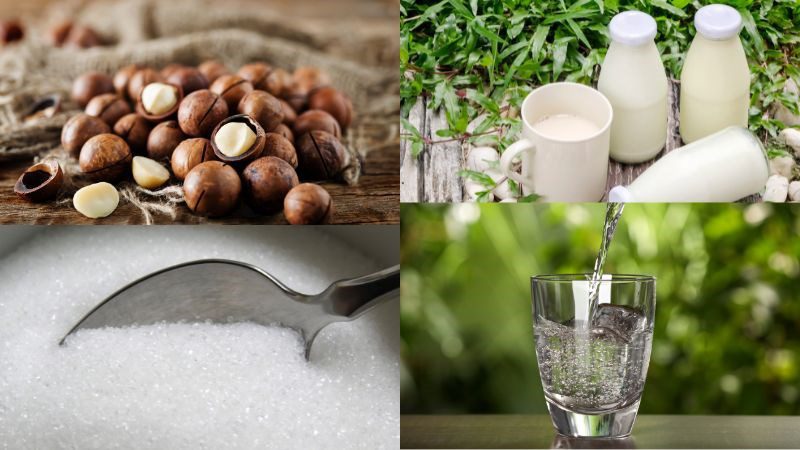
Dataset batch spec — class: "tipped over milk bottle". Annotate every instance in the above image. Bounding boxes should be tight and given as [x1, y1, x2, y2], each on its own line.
[608, 127, 769, 202]
[680, 4, 750, 143]
[598, 11, 668, 163]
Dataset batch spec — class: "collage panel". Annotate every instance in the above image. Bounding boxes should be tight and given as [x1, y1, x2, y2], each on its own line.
[0, 225, 399, 446]
[400, 203, 800, 448]
[400, 0, 800, 449]
[0, 0, 398, 224]
[401, 1, 800, 204]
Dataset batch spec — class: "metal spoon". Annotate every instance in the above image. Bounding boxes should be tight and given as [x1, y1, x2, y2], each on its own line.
[59, 259, 399, 359]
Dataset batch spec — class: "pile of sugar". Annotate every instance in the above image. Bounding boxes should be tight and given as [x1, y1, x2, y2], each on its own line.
[0, 227, 398, 449]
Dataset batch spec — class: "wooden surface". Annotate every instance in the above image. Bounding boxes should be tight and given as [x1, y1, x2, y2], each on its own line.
[401, 80, 760, 203]
[401, 414, 800, 449]
[0, 144, 398, 224]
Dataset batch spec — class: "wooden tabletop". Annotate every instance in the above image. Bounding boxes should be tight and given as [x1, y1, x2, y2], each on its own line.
[0, 144, 398, 224]
[401, 414, 800, 449]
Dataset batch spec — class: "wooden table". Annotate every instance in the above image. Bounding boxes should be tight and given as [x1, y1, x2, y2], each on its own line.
[401, 414, 800, 449]
[401, 80, 760, 203]
[0, 145, 398, 224]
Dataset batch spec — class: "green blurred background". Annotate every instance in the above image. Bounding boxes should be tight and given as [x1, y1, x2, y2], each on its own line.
[401, 203, 800, 415]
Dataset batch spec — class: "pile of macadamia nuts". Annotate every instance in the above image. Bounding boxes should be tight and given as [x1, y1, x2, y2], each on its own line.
[15, 60, 355, 223]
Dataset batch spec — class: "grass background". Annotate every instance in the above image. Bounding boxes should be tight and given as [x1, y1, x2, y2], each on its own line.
[401, 203, 800, 414]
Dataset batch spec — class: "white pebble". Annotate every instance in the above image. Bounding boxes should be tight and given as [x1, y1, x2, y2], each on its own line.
[763, 174, 789, 202]
[464, 180, 494, 202]
[789, 181, 800, 202]
[466, 146, 499, 172]
[773, 79, 800, 127]
[0, 228, 398, 449]
[779, 128, 800, 158]
[485, 169, 515, 200]
[770, 155, 796, 178]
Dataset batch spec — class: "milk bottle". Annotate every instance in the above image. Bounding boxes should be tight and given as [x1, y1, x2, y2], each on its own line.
[608, 127, 768, 202]
[598, 11, 668, 163]
[680, 4, 750, 143]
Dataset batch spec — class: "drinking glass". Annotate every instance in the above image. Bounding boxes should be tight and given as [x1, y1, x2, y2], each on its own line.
[531, 274, 656, 438]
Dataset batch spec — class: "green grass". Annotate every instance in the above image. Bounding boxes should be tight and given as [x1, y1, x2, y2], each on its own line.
[400, 0, 800, 157]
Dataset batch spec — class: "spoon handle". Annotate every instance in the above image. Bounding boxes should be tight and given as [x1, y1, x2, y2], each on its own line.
[316, 265, 400, 318]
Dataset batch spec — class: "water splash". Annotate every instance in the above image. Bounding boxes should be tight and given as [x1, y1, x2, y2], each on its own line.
[587, 202, 625, 323]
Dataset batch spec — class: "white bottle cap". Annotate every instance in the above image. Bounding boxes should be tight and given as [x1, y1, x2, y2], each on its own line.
[608, 185, 634, 202]
[608, 11, 657, 46]
[695, 4, 742, 40]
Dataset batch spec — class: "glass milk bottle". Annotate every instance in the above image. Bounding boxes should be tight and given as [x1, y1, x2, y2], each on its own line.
[608, 126, 769, 202]
[598, 11, 668, 163]
[680, 4, 750, 143]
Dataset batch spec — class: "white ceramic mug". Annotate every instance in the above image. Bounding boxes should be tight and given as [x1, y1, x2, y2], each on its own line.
[499, 82, 613, 201]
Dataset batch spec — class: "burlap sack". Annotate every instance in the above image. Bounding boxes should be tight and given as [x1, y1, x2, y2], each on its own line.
[0, 0, 398, 221]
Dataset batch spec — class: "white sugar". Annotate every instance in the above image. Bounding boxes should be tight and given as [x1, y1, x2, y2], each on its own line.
[0, 227, 398, 449]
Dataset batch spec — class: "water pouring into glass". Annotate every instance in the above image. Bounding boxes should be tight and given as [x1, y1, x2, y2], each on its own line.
[532, 203, 656, 438]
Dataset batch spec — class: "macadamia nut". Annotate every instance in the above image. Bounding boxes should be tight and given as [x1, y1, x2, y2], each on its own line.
[214, 122, 256, 157]
[141, 83, 178, 115]
[73, 182, 119, 218]
[132, 156, 170, 189]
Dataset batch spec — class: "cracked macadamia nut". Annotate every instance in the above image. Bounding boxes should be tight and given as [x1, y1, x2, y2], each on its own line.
[85, 93, 131, 126]
[171, 138, 216, 180]
[210, 114, 265, 168]
[62, 113, 111, 157]
[215, 122, 256, 157]
[72, 72, 114, 108]
[73, 182, 119, 219]
[147, 120, 186, 162]
[237, 62, 272, 91]
[178, 89, 229, 137]
[210, 74, 253, 111]
[294, 109, 341, 139]
[113, 64, 140, 100]
[166, 66, 209, 95]
[198, 60, 229, 84]
[296, 130, 349, 180]
[127, 68, 162, 102]
[283, 183, 332, 224]
[238, 90, 283, 132]
[262, 132, 297, 168]
[242, 156, 299, 214]
[14, 159, 63, 203]
[309, 87, 353, 129]
[79, 133, 133, 182]
[140, 83, 179, 116]
[113, 113, 152, 155]
[132, 156, 170, 189]
[183, 161, 241, 217]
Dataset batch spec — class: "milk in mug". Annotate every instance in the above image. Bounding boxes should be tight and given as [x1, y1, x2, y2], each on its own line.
[598, 11, 668, 163]
[608, 127, 768, 202]
[680, 4, 750, 143]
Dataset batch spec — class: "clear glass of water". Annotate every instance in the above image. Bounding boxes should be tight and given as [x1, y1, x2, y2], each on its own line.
[531, 274, 656, 438]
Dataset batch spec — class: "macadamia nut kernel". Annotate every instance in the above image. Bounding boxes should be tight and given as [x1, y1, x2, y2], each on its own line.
[141, 83, 178, 115]
[132, 156, 170, 189]
[73, 182, 119, 218]
[214, 122, 256, 157]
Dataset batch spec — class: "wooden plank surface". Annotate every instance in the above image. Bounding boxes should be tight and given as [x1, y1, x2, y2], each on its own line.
[0, 146, 398, 224]
[400, 97, 424, 202]
[403, 80, 762, 203]
[422, 107, 463, 203]
[401, 414, 800, 449]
